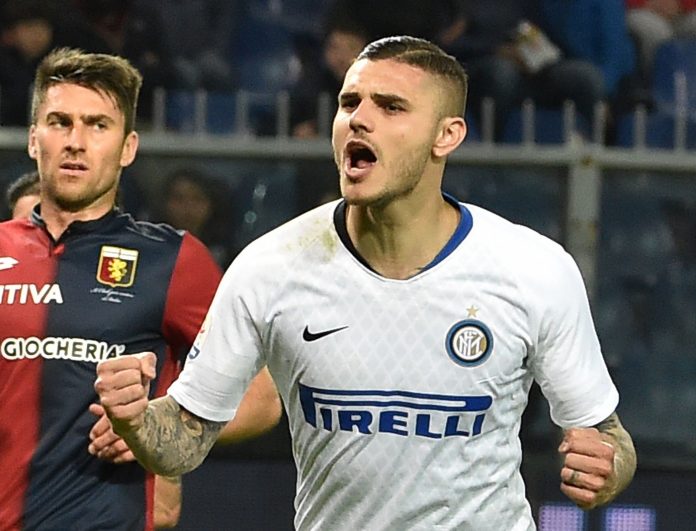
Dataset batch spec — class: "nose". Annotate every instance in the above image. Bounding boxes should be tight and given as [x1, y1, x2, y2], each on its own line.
[65, 123, 86, 153]
[349, 101, 375, 133]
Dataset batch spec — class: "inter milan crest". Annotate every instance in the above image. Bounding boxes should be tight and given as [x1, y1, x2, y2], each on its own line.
[96, 245, 139, 288]
[445, 319, 494, 367]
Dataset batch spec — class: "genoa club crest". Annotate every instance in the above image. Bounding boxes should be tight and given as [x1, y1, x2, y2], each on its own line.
[96, 245, 139, 288]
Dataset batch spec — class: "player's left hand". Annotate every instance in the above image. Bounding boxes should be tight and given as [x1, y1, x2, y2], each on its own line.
[558, 427, 615, 509]
[87, 403, 136, 463]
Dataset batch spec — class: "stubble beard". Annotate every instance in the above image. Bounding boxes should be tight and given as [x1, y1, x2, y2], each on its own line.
[46, 177, 115, 214]
[340, 144, 431, 209]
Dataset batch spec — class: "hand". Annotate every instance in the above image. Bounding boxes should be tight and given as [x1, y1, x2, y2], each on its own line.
[87, 403, 136, 463]
[94, 352, 157, 436]
[558, 427, 615, 509]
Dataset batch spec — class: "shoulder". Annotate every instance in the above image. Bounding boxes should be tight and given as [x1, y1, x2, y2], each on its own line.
[118, 214, 220, 271]
[466, 203, 582, 289]
[125, 215, 186, 244]
[239, 201, 339, 263]
[467, 203, 568, 259]
[0, 218, 30, 232]
[0, 218, 43, 245]
[222, 201, 339, 287]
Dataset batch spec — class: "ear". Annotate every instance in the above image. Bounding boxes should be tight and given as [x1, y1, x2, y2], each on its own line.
[120, 131, 139, 167]
[432, 116, 467, 158]
[28, 125, 38, 160]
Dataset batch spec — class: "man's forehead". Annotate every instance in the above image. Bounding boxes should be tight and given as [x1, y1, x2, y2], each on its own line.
[341, 58, 430, 95]
[42, 83, 120, 116]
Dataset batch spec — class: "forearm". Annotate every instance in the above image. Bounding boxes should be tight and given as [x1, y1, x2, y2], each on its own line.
[154, 475, 182, 529]
[216, 367, 282, 445]
[114, 395, 226, 476]
[593, 412, 637, 505]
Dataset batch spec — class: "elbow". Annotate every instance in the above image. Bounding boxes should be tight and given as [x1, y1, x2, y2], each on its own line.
[216, 368, 283, 445]
[154, 505, 181, 529]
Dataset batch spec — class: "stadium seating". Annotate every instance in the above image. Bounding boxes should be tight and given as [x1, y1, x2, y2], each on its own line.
[617, 38, 696, 148]
[651, 37, 696, 115]
[501, 107, 591, 145]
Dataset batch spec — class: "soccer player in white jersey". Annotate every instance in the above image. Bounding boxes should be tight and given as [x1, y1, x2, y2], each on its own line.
[95, 36, 636, 530]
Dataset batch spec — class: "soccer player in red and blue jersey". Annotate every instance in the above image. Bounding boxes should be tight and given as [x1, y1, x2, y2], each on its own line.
[0, 48, 279, 530]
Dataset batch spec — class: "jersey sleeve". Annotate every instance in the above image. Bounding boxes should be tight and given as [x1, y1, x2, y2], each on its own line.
[527, 247, 619, 429]
[167, 247, 266, 422]
[162, 232, 222, 361]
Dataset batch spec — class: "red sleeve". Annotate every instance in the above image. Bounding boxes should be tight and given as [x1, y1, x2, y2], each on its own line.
[625, 0, 645, 8]
[162, 232, 223, 359]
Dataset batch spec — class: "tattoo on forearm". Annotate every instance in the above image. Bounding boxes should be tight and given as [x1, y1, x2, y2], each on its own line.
[124, 396, 225, 476]
[593, 412, 637, 505]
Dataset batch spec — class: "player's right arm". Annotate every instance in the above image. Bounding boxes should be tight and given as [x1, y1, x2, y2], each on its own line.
[95, 352, 226, 477]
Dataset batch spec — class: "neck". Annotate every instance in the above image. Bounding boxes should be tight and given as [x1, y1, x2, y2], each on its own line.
[40, 200, 114, 241]
[346, 193, 459, 280]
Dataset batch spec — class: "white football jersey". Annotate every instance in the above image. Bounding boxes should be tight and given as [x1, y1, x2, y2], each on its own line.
[169, 197, 619, 531]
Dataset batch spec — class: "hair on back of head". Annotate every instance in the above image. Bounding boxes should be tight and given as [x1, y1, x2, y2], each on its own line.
[6, 170, 40, 213]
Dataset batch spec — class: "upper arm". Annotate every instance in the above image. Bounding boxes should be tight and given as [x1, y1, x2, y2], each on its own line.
[528, 248, 618, 427]
[163, 233, 223, 357]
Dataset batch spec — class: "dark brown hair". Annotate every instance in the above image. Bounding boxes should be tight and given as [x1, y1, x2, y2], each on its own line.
[31, 47, 142, 133]
[356, 36, 468, 117]
[6, 170, 40, 213]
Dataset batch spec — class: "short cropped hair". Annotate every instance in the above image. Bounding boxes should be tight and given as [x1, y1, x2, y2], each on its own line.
[356, 36, 468, 117]
[31, 47, 142, 134]
[6, 170, 40, 213]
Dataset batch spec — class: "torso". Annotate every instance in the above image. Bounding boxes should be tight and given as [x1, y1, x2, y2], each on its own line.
[171, 198, 618, 531]
[0, 212, 217, 531]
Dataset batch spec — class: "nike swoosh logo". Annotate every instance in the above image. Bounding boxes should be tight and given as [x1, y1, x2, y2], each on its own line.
[302, 325, 349, 342]
[0, 257, 19, 271]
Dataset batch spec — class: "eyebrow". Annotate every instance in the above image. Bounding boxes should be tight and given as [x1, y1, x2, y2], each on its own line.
[372, 93, 409, 108]
[45, 111, 116, 124]
[339, 91, 410, 107]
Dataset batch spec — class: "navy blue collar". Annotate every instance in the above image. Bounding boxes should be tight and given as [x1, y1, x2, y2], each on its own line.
[32, 206, 132, 243]
[333, 193, 473, 277]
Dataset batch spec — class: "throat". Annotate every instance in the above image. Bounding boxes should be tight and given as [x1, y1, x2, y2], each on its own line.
[346, 199, 462, 280]
[371, 259, 428, 280]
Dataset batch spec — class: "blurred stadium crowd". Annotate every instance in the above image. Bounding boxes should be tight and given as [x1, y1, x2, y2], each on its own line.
[0, 0, 695, 146]
[2, 0, 696, 518]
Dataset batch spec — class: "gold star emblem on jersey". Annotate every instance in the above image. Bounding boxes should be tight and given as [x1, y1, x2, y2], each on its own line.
[96, 245, 139, 288]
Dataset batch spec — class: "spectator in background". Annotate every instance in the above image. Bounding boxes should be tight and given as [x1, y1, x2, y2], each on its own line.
[290, 14, 369, 138]
[154, 167, 237, 268]
[0, 0, 109, 126]
[625, 0, 696, 82]
[329, 0, 455, 43]
[5, 170, 40, 219]
[440, 0, 606, 140]
[153, 0, 238, 91]
[534, 0, 640, 119]
[71, 0, 176, 125]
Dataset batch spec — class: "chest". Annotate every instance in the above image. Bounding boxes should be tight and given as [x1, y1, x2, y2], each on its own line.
[265, 267, 533, 395]
[0, 235, 173, 349]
